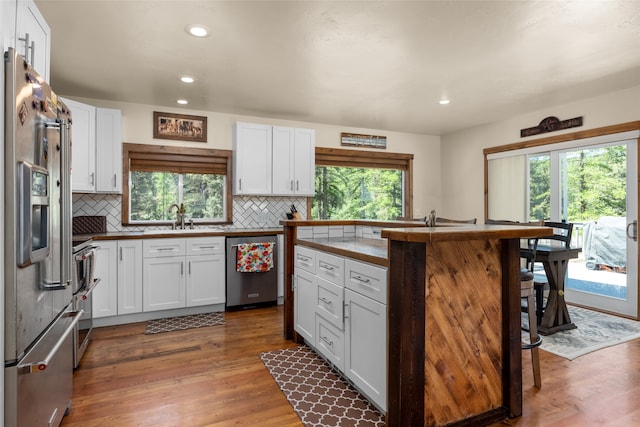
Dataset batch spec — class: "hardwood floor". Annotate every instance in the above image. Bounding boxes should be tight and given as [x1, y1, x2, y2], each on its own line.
[63, 305, 640, 427]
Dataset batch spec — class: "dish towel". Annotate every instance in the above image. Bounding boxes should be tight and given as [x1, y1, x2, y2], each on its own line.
[236, 242, 274, 273]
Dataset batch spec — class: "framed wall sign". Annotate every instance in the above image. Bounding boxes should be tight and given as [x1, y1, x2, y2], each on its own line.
[153, 111, 207, 142]
[340, 132, 387, 149]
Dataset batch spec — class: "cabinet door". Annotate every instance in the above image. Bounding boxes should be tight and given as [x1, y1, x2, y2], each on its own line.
[63, 97, 96, 192]
[95, 107, 122, 193]
[233, 122, 272, 195]
[272, 126, 295, 195]
[117, 240, 143, 314]
[16, 0, 50, 81]
[293, 128, 315, 195]
[186, 254, 225, 306]
[344, 289, 387, 412]
[143, 255, 186, 311]
[92, 241, 117, 318]
[294, 267, 316, 342]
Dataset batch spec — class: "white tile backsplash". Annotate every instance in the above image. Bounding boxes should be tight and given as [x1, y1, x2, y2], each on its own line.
[73, 193, 306, 232]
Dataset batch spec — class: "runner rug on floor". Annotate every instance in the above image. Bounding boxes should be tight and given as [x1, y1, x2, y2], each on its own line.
[259, 346, 384, 427]
[144, 312, 225, 334]
[525, 305, 640, 360]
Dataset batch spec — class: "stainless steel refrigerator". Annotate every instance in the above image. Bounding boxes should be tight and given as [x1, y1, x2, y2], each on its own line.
[4, 48, 81, 427]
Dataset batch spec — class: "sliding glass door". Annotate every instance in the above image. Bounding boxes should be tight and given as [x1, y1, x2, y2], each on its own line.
[527, 140, 637, 317]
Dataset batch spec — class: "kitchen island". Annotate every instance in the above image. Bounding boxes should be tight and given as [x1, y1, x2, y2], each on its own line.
[282, 220, 551, 427]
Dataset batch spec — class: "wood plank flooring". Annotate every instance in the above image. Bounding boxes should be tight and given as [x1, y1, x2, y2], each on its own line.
[63, 305, 640, 427]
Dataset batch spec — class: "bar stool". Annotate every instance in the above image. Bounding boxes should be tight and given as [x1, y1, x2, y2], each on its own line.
[521, 268, 542, 388]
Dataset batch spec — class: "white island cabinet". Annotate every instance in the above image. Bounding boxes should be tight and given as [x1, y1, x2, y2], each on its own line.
[293, 244, 387, 412]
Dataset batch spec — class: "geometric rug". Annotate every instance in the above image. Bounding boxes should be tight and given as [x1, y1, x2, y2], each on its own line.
[259, 346, 385, 427]
[529, 305, 640, 360]
[144, 312, 225, 334]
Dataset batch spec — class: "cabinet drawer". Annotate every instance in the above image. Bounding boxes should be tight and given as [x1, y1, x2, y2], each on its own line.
[345, 259, 387, 304]
[315, 315, 345, 372]
[294, 246, 315, 274]
[186, 237, 225, 256]
[316, 277, 344, 329]
[316, 251, 344, 286]
[143, 238, 186, 258]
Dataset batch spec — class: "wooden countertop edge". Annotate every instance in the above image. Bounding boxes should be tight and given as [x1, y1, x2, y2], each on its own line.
[77, 229, 283, 241]
[281, 219, 425, 228]
[295, 239, 388, 267]
[381, 225, 553, 243]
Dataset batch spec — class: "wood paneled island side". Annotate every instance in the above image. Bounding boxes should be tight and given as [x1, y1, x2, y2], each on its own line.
[381, 224, 551, 427]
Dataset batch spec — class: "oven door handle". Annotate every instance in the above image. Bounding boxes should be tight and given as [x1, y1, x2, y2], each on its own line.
[75, 278, 101, 301]
[18, 309, 83, 374]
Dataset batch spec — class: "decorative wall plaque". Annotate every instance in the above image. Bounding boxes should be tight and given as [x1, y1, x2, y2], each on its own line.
[340, 132, 387, 149]
[520, 116, 583, 138]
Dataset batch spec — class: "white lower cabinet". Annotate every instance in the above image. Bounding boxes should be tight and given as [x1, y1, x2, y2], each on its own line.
[143, 237, 225, 312]
[92, 241, 118, 318]
[344, 288, 387, 411]
[143, 255, 185, 311]
[294, 245, 387, 412]
[294, 267, 316, 342]
[118, 240, 143, 314]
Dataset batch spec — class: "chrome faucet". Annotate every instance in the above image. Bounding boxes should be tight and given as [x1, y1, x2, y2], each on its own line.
[169, 203, 186, 229]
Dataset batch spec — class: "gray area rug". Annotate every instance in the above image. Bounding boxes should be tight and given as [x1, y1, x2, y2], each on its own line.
[525, 305, 640, 360]
[144, 312, 225, 334]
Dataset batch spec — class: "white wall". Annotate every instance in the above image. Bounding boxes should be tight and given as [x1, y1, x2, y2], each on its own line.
[67, 97, 442, 218]
[440, 85, 640, 222]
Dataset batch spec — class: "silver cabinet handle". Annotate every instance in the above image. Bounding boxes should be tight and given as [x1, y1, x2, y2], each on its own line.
[320, 336, 333, 347]
[319, 262, 335, 272]
[344, 302, 349, 319]
[18, 310, 83, 374]
[90, 172, 95, 186]
[353, 275, 371, 284]
[113, 173, 117, 188]
[188, 261, 191, 275]
[290, 180, 294, 191]
[120, 247, 123, 261]
[181, 261, 184, 275]
[296, 254, 310, 263]
[296, 180, 299, 191]
[239, 178, 242, 191]
[627, 220, 638, 242]
[319, 297, 332, 305]
[18, 33, 34, 65]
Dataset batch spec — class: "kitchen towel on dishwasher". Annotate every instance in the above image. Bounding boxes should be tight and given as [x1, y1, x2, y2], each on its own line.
[236, 242, 274, 273]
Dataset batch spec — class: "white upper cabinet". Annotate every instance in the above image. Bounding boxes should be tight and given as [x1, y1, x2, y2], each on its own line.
[95, 107, 123, 193]
[233, 122, 272, 195]
[16, 0, 50, 81]
[64, 97, 96, 192]
[234, 122, 315, 196]
[63, 98, 122, 193]
[272, 126, 316, 196]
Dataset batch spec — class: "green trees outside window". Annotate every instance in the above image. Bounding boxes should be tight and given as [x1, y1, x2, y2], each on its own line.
[130, 171, 225, 222]
[313, 166, 403, 220]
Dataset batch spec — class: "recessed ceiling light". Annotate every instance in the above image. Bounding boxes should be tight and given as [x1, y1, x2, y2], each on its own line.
[439, 99, 450, 105]
[186, 24, 209, 37]
[177, 99, 188, 105]
[180, 76, 195, 84]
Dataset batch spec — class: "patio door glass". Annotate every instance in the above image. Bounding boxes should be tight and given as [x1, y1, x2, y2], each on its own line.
[531, 139, 638, 317]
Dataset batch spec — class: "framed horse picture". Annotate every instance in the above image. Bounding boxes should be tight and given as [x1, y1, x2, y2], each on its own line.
[153, 111, 207, 142]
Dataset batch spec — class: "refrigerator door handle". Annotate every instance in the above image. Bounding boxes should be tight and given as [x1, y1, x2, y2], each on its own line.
[17, 310, 83, 374]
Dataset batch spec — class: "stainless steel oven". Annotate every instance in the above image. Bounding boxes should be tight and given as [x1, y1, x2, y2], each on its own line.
[72, 240, 100, 368]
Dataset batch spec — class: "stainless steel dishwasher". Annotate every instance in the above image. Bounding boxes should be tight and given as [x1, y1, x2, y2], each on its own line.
[226, 235, 278, 309]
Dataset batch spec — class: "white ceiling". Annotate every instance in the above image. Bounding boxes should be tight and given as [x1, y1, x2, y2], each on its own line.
[35, 0, 640, 136]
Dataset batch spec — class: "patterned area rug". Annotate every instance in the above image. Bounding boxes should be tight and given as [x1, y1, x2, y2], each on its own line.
[144, 312, 225, 334]
[259, 346, 384, 427]
[525, 305, 640, 360]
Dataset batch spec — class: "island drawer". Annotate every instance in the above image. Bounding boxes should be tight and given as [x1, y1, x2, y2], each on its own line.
[316, 251, 345, 286]
[345, 259, 387, 304]
[315, 315, 345, 372]
[316, 276, 344, 329]
[294, 246, 316, 274]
